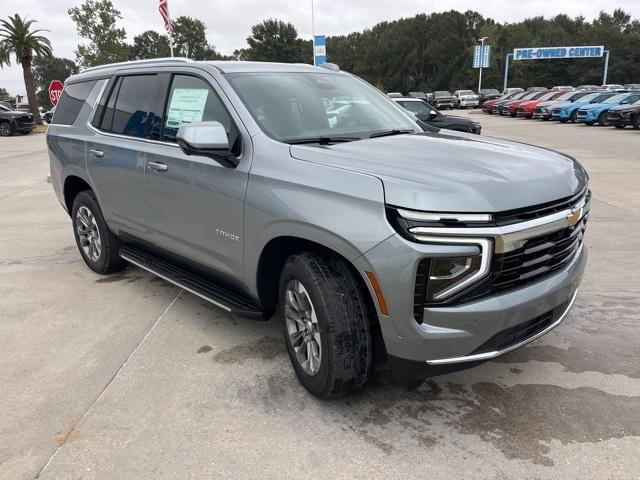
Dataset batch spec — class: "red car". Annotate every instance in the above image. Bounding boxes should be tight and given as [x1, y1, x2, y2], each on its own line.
[516, 91, 564, 118]
[503, 91, 547, 117]
[482, 91, 523, 114]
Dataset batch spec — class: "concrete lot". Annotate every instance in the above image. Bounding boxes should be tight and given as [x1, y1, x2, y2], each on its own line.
[1, 115, 639, 479]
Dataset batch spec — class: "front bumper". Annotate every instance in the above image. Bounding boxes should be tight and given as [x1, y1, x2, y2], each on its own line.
[577, 111, 597, 123]
[459, 99, 479, 107]
[533, 111, 552, 119]
[517, 108, 534, 118]
[436, 101, 454, 108]
[355, 201, 588, 380]
[606, 113, 631, 126]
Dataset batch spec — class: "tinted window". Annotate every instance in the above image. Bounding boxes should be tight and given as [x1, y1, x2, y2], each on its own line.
[162, 75, 238, 148]
[401, 101, 431, 115]
[98, 77, 121, 132]
[52, 80, 97, 125]
[111, 75, 159, 138]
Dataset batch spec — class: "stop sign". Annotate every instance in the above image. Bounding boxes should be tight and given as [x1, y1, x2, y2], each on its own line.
[48, 80, 64, 107]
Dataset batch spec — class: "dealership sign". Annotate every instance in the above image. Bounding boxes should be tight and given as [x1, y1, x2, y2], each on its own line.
[314, 35, 326, 66]
[513, 45, 604, 60]
[472, 45, 491, 68]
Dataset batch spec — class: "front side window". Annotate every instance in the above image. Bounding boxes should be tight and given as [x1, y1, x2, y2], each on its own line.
[227, 72, 417, 142]
[52, 80, 97, 125]
[162, 75, 238, 152]
[401, 101, 431, 116]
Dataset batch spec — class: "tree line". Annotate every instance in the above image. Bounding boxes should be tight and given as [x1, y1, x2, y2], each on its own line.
[2, 0, 639, 122]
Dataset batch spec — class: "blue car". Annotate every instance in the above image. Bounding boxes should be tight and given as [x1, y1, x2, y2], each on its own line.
[551, 92, 615, 123]
[576, 92, 640, 125]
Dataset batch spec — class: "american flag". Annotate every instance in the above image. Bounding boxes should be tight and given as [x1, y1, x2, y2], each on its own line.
[158, 0, 173, 33]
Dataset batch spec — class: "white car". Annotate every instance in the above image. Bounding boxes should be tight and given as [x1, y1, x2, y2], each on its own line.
[453, 90, 480, 108]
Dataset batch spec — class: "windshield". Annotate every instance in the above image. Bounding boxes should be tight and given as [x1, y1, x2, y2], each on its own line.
[601, 93, 628, 104]
[0, 104, 11, 112]
[226, 72, 417, 142]
[538, 92, 559, 101]
[482, 89, 499, 95]
[458, 90, 474, 95]
[400, 100, 434, 115]
[434, 91, 451, 97]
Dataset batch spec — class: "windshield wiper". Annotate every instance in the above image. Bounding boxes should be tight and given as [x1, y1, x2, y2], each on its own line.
[284, 136, 361, 145]
[369, 129, 415, 138]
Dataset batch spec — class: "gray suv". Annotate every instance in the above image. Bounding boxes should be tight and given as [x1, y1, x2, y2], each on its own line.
[48, 59, 589, 398]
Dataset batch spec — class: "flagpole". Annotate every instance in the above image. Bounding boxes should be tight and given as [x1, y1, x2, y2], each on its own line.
[169, 32, 174, 57]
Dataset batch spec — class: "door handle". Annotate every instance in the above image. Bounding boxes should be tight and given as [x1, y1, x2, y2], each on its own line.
[148, 161, 168, 172]
[89, 149, 104, 159]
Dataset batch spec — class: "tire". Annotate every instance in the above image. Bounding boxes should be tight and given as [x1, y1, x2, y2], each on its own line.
[633, 115, 639, 130]
[71, 190, 125, 274]
[569, 110, 578, 123]
[279, 252, 373, 398]
[0, 121, 12, 136]
[614, 124, 625, 129]
[597, 112, 607, 126]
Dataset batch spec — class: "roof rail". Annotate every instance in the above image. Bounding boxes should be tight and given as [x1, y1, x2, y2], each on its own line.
[80, 57, 195, 74]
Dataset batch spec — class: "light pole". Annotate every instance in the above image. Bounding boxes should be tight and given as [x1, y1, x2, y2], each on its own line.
[478, 36, 488, 93]
[311, 0, 316, 65]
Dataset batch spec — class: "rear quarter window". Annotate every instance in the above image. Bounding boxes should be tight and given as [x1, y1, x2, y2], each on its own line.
[52, 80, 97, 125]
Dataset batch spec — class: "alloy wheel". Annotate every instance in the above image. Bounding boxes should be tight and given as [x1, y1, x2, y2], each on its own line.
[284, 279, 322, 376]
[76, 206, 102, 261]
[0, 122, 11, 136]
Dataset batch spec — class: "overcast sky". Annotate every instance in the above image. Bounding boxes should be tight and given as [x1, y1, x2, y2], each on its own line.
[1, 0, 638, 95]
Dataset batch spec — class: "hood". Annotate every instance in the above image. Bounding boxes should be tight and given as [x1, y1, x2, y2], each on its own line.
[289, 131, 587, 213]
[541, 100, 570, 108]
[580, 103, 611, 111]
[608, 103, 640, 112]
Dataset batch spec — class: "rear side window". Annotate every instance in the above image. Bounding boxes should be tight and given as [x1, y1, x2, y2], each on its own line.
[112, 75, 159, 138]
[52, 80, 97, 125]
[94, 74, 159, 139]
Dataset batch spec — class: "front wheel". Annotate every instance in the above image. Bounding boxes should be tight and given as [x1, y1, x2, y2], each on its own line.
[633, 115, 639, 130]
[71, 190, 126, 274]
[0, 121, 12, 136]
[279, 252, 373, 398]
[597, 113, 607, 126]
[569, 110, 578, 123]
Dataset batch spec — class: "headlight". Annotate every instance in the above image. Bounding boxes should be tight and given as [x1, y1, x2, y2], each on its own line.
[427, 255, 485, 300]
[387, 208, 493, 301]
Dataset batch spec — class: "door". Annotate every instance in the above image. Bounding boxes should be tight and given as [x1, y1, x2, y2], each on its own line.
[143, 73, 249, 279]
[86, 74, 161, 239]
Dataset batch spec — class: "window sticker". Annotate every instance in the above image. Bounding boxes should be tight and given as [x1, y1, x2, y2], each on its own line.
[166, 88, 209, 129]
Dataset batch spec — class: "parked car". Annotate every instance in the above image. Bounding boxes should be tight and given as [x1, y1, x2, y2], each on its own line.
[551, 92, 617, 123]
[478, 88, 501, 105]
[606, 99, 640, 129]
[387, 92, 403, 98]
[502, 91, 547, 117]
[432, 91, 455, 109]
[453, 90, 480, 109]
[624, 84, 640, 91]
[533, 90, 598, 120]
[577, 85, 600, 91]
[576, 92, 640, 125]
[392, 97, 481, 134]
[407, 92, 427, 99]
[551, 86, 573, 91]
[526, 86, 548, 92]
[502, 87, 524, 95]
[516, 91, 564, 118]
[47, 59, 589, 398]
[482, 91, 526, 114]
[44, 107, 55, 124]
[0, 103, 35, 136]
[600, 84, 624, 91]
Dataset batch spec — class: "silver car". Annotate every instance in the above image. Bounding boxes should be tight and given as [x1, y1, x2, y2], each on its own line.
[453, 90, 480, 108]
[47, 59, 588, 398]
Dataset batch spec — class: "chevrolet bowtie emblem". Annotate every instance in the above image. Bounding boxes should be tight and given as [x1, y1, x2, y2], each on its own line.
[566, 207, 582, 226]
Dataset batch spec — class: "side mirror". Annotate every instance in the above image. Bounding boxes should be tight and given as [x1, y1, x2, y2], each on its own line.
[429, 110, 438, 120]
[176, 121, 239, 169]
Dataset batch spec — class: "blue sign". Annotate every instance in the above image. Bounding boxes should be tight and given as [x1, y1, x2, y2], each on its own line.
[513, 45, 604, 60]
[473, 45, 491, 68]
[314, 35, 326, 66]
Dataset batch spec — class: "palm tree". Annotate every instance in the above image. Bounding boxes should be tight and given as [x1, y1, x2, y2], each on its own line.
[0, 14, 52, 125]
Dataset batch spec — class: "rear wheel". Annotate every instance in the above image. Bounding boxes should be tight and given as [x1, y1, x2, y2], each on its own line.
[71, 190, 126, 274]
[633, 115, 639, 130]
[279, 252, 373, 398]
[0, 121, 12, 136]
